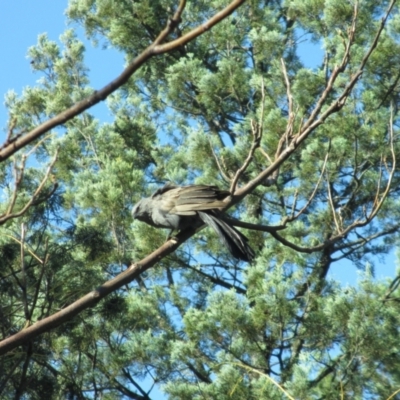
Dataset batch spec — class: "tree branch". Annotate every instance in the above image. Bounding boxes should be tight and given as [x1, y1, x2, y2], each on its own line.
[232, 0, 395, 203]
[0, 228, 191, 355]
[0, 0, 246, 162]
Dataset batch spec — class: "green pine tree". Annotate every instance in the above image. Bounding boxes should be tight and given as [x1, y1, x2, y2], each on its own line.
[1, 0, 400, 399]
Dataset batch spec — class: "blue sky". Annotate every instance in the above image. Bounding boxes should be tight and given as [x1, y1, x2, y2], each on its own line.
[0, 1, 398, 397]
[1, 1, 67, 131]
[0, 0, 124, 137]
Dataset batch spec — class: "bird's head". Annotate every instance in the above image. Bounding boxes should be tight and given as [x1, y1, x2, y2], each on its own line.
[132, 198, 151, 223]
[132, 199, 142, 220]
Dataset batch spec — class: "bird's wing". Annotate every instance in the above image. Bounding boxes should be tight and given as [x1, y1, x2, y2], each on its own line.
[151, 182, 178, 198]
[162, 185, 230, 214]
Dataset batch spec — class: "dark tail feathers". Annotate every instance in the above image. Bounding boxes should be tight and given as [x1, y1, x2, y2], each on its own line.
[198, 211, 255, 262]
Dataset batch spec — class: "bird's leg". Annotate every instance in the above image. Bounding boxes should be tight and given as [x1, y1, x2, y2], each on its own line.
[166, 228, 178, 241]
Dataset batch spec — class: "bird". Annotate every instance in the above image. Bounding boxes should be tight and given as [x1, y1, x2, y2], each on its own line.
[132, 184, 255, 262]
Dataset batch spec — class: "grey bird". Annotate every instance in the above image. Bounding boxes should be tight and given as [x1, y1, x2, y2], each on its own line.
[132, 184, 255, 262]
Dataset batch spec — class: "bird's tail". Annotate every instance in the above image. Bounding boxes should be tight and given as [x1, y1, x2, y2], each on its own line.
[198, 211, 255, 262]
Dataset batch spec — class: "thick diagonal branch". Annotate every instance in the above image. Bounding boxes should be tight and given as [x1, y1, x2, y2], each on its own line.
[0, 0, 246, 162]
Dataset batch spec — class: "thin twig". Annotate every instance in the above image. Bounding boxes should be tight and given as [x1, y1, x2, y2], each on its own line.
[281, 58, 293, 119]
[275, 58, 296, 158]
[326, 178, 341, 234]
[29, 238, 49, 324]
[20, 223, 30, 325]
[0, 149, 59, 225]
[229, 362, 295, 400]
[290, 143, 331, 222]
[299, 2, 359, 136]
[208, 138, 231, 183]
[382, 275, 400, 301]
[5, 157, 26, 216]
[259, 147, 273, 164]
[6, 118, 17, 143]
[230, 120, 261, 193]
[230, 79, 265, 193]
[2, 233, 45, 265]
[365, 104, 396, 220]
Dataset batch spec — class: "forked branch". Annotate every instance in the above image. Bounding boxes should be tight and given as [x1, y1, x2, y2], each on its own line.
[235, 0, 396, 201]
